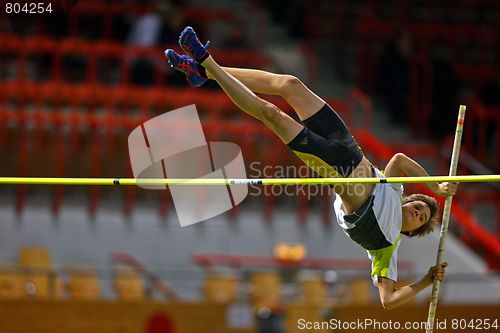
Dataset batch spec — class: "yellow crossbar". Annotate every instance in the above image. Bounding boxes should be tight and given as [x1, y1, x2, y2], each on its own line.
[0, 175, 498, 186]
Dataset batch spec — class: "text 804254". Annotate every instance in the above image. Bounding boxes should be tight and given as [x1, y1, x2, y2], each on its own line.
[5, 2, 53, 14]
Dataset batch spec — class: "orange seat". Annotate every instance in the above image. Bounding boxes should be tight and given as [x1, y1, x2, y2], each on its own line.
[0, 268, 25, 299]
[341, 277, 374, 305]
[249, 271, 282, 310]
[17, 246, 63, 299]
[18, 246, 52, 268]
[66, 267, 101, 300]
[299, 276, 328, 306]
[113, 269, 145, 301]
[202, 272, 238, 304]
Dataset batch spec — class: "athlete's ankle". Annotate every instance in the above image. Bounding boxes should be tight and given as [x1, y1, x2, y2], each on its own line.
[200, 55, 215, 69]
[197, 63, 208, 79]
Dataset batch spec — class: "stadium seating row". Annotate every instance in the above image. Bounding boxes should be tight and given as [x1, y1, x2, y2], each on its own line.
[304, 0, 500, 41]
[0, 246, 139, 300]
[300, 0, 499, 147]
[0, 246, 382, 306]
[0, 35, 271, 85]
[357, 16, 500, 86]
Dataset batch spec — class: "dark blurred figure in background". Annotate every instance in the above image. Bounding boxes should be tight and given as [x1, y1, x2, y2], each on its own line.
[480, 78, 500, 169]
[481, 78, 500, 108]
[127, 0, 185, 85]
[376, 30, 415, 125]
[258, 0, 305, 39]
[428, 44, 461, 141]
[127, 0, 185, 46]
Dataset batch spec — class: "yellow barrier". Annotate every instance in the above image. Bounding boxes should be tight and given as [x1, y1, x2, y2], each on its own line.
[0, 175, 499, 185]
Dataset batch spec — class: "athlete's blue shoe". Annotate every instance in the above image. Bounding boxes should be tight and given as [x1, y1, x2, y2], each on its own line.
[178, 26, 210, 63]
[165, 49, 207, 87]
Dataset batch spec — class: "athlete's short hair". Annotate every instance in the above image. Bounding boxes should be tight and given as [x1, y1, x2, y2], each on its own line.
[400, 193, 439, 238]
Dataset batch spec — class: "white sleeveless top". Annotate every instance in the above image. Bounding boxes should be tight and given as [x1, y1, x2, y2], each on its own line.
[334, 167, 404, 285]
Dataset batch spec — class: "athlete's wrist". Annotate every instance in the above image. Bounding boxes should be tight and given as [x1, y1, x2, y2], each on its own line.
[428, 182, 441, 195]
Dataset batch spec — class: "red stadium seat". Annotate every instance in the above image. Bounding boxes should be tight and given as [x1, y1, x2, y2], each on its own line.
[92, 40, 126, 85]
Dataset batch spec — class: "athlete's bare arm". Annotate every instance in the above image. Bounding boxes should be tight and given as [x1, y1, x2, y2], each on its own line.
[377, 262, 448, 310]
[384, 153, 458, 197]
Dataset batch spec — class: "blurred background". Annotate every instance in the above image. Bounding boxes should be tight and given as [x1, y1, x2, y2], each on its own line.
[0, 0, 499, 332]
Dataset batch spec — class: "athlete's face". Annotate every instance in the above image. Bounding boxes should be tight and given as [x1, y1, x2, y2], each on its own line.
[402, 200, 431, 232]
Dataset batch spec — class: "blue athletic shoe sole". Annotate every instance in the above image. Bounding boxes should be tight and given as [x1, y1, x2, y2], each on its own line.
[178, 26, 210, 62]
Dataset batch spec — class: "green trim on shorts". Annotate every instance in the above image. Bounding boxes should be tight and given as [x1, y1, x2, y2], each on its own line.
[291, 150, 342, 178]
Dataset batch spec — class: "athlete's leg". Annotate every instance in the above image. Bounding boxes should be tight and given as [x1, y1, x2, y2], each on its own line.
[209, 68, 371, 210]
[207, 68, 326, 121]
[201, 56, 303, 143]
[207, 68, 355, 144]
[174, 26, 361, 179]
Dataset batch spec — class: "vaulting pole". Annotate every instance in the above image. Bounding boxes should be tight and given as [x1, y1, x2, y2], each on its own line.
[426, 105, 466, 333]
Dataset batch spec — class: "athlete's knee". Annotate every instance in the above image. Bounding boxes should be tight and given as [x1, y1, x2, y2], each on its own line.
[259, 102, 281, 125]
[280, 75, 304, 96]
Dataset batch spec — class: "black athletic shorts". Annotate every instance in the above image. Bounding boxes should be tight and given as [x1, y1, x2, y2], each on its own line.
[287, 103, 363, 177]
